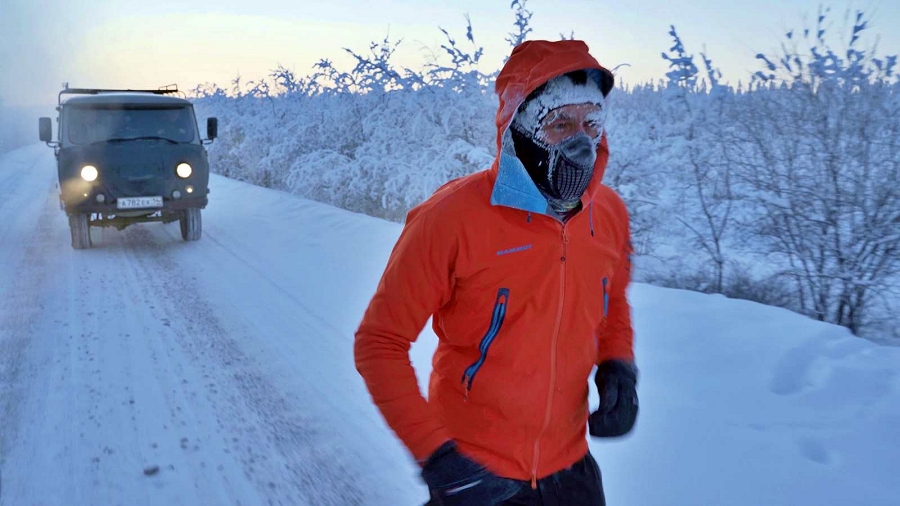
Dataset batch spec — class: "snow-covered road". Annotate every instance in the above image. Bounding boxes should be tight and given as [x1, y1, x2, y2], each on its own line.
[1, 145, 898, 506]
[0, 145, 424, 505]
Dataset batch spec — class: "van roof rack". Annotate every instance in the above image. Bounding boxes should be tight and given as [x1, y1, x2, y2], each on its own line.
[59, 84, 185, 104]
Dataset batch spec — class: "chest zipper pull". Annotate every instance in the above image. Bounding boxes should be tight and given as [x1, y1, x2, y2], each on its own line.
[589, 201, 595, 237]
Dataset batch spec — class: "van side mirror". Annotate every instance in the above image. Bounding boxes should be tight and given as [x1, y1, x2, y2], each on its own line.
[39, 117, 53, 143]
[206, 117, 218, 141]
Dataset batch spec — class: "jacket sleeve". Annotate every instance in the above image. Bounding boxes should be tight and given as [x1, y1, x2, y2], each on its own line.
[354, 205, 455, 464]
[597, 208, 635, 364]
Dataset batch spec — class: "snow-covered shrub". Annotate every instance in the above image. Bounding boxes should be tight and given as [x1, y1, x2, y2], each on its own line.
[193, 22, 496, 221]
[619, 11, 899, 338]
[733, 9, 900, 335]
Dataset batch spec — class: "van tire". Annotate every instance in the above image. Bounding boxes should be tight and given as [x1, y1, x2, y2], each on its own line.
[69, 213, 92, 250]
[180, 208, 202, 241]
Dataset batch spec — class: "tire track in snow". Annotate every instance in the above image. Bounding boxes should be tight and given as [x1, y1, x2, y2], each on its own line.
[80, 230, 265, 506]
[200, 228, 346, 339]
[121, 226, 366, 506]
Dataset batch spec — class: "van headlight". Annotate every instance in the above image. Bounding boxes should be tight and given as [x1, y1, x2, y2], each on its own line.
[81, 165, 99, 182]
[176, 163, 193, 179]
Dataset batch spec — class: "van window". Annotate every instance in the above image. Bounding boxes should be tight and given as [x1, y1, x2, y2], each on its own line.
[66, 106, 197, 144]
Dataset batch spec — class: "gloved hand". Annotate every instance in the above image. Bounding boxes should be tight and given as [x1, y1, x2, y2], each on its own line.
[421, 441, 520, 506]
[589, 360, 638, 438]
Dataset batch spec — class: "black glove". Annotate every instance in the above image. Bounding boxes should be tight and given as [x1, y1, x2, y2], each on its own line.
[589, 360, 638, 438]
[421, 441, 520, 506]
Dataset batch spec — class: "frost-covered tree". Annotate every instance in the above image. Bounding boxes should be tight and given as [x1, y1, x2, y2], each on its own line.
[655, 26, 736, 293]
[735, 9, 900, 334]
[192, 12, 499, 221]
[505, 0, 533, 51]
[603, 84, 670, 256]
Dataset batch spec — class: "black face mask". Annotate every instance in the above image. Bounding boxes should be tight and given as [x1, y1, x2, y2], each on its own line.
[511, 126, 597, 206]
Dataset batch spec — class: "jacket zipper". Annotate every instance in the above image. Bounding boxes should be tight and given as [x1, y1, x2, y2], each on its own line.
[602, 277, 609, 318]
[531, 225, 568, 488]
[461, 288, 511, 399]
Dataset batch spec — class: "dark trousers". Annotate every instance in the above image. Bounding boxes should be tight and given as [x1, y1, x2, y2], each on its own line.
[502, 453, 605, 506]
[425, 452, 605, 506]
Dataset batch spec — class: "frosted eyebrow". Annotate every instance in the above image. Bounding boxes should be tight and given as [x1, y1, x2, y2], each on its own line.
[585, 110, 604, 123]
[541, 103, 604, 125]
[542, 110, 576, 124]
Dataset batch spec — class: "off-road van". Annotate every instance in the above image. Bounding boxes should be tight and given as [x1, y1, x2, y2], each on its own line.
[39, 86, 218, 249]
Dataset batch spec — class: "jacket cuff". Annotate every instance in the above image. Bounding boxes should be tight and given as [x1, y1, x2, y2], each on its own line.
[596, 345, 634, 365]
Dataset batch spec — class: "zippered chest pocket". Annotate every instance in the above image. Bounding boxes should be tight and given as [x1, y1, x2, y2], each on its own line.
[461, 288, 510, 396]
[602, 277, 609, 319]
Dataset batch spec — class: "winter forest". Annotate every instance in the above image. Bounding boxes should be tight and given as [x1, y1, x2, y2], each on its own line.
[5, 1, 899, 341]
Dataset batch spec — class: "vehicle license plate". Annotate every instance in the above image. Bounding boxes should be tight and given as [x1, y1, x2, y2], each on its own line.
[117, 196, 163, 209]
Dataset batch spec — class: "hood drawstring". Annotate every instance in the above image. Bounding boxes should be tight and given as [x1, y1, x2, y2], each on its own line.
[527, 212, 532, 223]
[589, 201, 595, 237]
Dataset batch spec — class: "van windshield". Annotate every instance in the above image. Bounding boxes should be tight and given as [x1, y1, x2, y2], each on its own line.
[66, 105, 197, 145]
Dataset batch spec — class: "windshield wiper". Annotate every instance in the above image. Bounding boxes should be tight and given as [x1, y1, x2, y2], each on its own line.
[89, 136, 180, 146]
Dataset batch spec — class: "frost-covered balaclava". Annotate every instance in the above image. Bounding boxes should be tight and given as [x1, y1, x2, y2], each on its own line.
[510, 70, 607, 213]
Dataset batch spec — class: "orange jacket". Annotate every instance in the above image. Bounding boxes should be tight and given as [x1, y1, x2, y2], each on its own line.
[354, 40, 634, 483]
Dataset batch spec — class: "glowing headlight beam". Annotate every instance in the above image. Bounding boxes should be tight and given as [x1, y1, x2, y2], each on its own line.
[81, 165, 99, 182]
[176, 163, 193, 179]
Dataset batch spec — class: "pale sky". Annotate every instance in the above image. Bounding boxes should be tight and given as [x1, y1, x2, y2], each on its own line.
[2, 0, 898, 108]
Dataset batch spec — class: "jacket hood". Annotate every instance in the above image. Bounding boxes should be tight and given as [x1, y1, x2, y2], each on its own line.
[489, 40, 615, 216]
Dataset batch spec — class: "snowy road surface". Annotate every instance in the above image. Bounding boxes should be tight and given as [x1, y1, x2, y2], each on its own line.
[0, 145, 422, 505]
[1, 144, 898, 506]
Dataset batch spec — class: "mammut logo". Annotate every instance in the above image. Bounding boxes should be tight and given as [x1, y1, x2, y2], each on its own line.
[497, 244, 533, 256]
